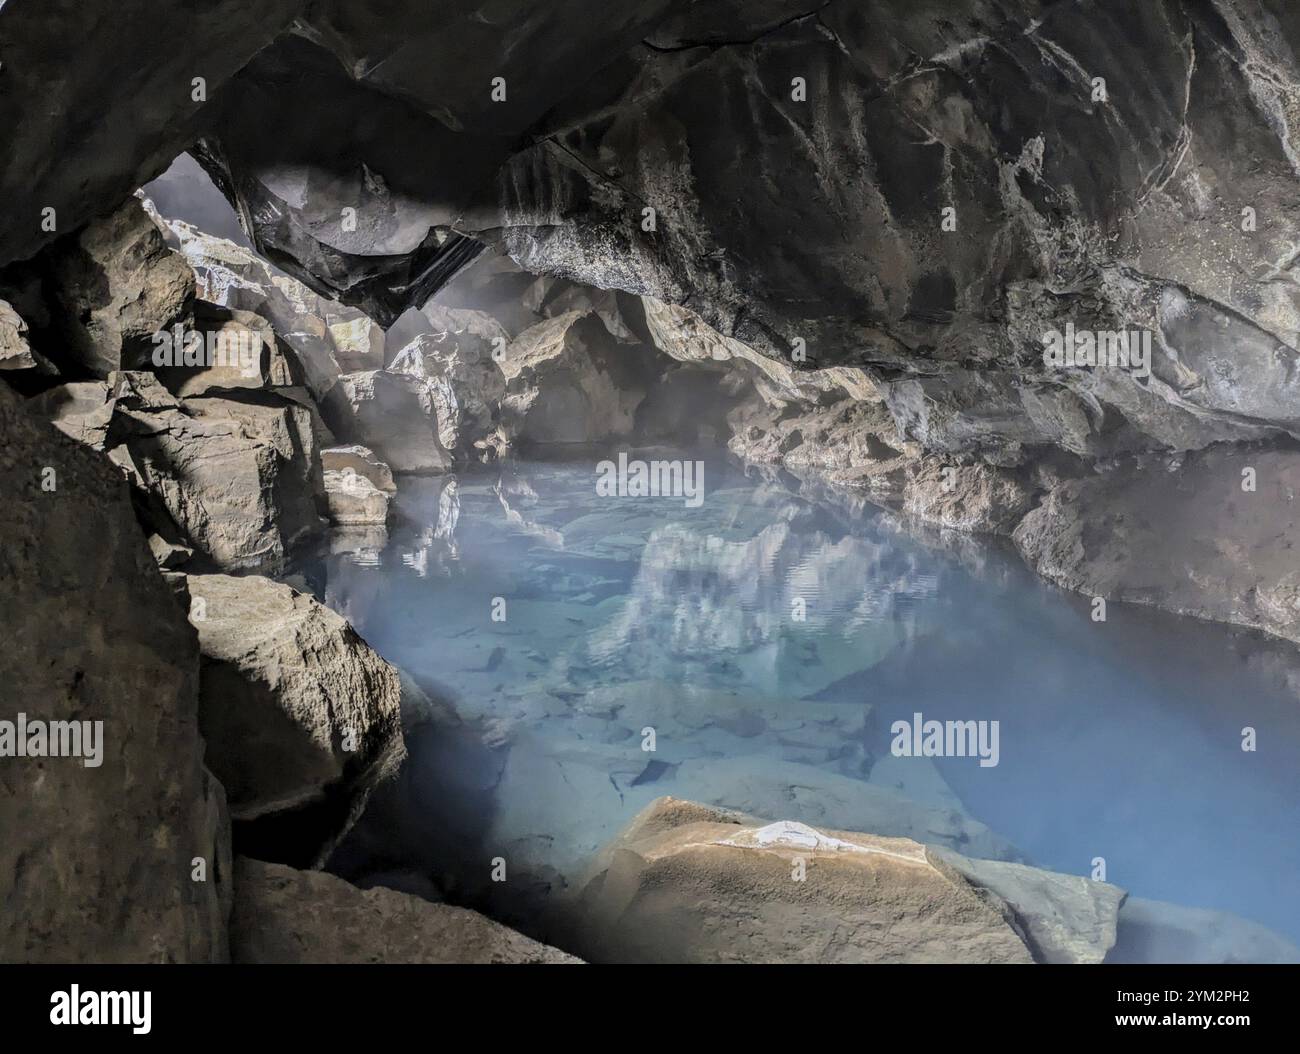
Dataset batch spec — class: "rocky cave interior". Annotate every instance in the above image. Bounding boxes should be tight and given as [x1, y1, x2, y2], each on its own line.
[3, 0, 1300, 966]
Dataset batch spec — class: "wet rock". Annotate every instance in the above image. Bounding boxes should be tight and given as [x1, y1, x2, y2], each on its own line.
[231, 858, 580, 963]
[1014, 444, 1300, 644]
[0, 381, 230, 962]
[36, 198, 195, 377]
[931, 849, 1125, 964]
[324, 469, 390, 527]
[567, 799, 1037, 964]
[901, 458, 1038, 534]
[184, 573, 405, 867]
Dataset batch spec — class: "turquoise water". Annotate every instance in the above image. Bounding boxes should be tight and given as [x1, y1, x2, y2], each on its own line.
[317, 449, 1300, 953]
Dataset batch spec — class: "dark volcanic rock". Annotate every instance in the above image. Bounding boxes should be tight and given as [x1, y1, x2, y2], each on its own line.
[0, 0, 301, 266]
[0, 381, 230, 962]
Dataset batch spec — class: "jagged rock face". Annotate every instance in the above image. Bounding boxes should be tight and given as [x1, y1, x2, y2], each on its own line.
[33, 373, 326, 574]
[0, 0, 301, 267]
[194, 2, 1300, 466]
[390, 317, 507, 461]
[231, 858, 580, 963]
[0, 382, 230, 963]
[185, 574, 405, 867]
[1014, 443, 1300, 643]
[497, 311, 659, 446]
[336, 368, 452, 474]
[566, 797, 1124, 964]
[9, 198, 196, 378]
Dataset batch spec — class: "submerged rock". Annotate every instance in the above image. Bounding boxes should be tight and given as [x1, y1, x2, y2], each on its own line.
[0, 381, 230, 962]
[184, 573, 405, 868]
[231, 858, 579, 964]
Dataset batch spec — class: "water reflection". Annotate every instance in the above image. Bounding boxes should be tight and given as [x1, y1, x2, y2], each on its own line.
[318, 452, 1300, 956]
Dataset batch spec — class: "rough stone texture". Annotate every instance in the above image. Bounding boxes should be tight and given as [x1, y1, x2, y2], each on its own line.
[0, 0, 301, 267]
[185, 573, 405, 867]
[231, 858, 579, 964]
[931, 849, 1125, 965]
[328, 315, 385, 371]
[0, 298, 52, 373]
[498, 311, 658, 446]
[29, 372, 326, 573]
[0, 380, 230, 963]
[33, 198, 195, 377]
[1014, 444, 1300, 644]
[336, 368, 452, 474]
[567, 798, 1044, 964]
[324, 469, 390, 526]
[321, 443, 396, 493]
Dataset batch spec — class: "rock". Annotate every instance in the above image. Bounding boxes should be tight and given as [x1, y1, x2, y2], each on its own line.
[321, 444, 396, 493]
[324, 469, 390, 527]
[231, 858, 580, 963]
[391, 326, 505, 461]
[1109, 897, 1300, 965]
[0, 0, 301, 266]
[0, 298, 54, 374]
[931, 849, 1125, 964]
[0, 381, 229, 962]
[497, 311, 656, 446]
[184, 573, 405, 867]
[567, 799, 1037, 964]
[336, 369, 451, 474]
[901, 458, 1038, 534]
[25, 381, 114, 448]
[327, 314, 385, 370]
[1013, 445, 1300, 644]
[108, 375, 326, 573]
[37, 197, 195, 377]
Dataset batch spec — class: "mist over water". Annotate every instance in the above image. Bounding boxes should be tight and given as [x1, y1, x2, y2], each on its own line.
[317, 450, 1300, 947]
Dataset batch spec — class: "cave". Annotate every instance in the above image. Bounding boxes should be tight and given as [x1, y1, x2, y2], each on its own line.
[2, 0, 1300, 988]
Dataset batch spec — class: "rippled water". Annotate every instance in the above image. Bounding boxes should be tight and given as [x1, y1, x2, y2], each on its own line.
[316, 449, 1300, 955]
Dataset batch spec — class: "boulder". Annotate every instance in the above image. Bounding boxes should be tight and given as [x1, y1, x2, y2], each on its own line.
[26, 374, 327, 573]
[231, 858, 579, 964]
[568, 799, 1048, 964]
[184, 573, 404, 867]
[336, 368, 451, 474]
[324, 469, 390, 527]
[497, 311, 656, 447]
[38, 197, 195, 376]
[321, 444, 396, 493]
[0, 381, 230, 962]
[390, 328, 505, 461]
